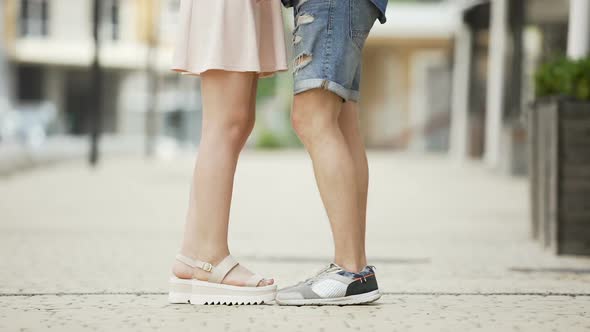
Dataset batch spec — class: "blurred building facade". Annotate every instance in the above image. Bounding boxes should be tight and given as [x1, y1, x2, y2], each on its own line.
[360, 2, 457, 151]
[451, 0, 572, 173]
[1, 0, 588, 168]
[446, 0, 582, 174]
[1, 0, 199, 145]
[357, 0, 578, 171]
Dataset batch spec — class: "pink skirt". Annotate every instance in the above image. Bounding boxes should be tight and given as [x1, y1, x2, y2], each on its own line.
[171, 0, 288, 78]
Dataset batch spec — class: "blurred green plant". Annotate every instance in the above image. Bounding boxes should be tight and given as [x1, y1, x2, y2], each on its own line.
[257, 76, 277, 99]
[254, 119, 303, 149]
[535, 57, 590, 101]
[256, 129, 283, 149]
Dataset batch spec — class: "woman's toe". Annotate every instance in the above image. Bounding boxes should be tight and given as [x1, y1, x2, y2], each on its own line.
[258, 278, 274, 286]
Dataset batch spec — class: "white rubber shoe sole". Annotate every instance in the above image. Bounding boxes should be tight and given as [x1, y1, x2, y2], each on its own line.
[275, 289, 381, 306]
[168, 277, 277, 305]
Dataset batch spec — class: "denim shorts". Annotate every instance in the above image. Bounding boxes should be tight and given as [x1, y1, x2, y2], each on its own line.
[291, 0, 380, 102]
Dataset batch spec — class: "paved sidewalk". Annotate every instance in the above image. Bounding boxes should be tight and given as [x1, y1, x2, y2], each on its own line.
[0, 151, 589, 331]
[0, 135, 164, 176]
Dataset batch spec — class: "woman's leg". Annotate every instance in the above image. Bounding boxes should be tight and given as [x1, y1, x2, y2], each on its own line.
[173, 70, 271, 286]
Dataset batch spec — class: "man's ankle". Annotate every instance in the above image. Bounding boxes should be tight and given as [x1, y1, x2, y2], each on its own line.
[334, 258, 367, 274]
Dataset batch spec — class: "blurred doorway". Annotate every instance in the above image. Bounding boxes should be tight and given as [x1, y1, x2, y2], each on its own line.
[64, 70, 90, 135]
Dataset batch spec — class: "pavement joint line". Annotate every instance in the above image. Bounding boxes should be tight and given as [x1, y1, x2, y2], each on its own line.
[1, 292, 589, 297]
[509, 267, 590, 274]
[213, 256, 432, 265]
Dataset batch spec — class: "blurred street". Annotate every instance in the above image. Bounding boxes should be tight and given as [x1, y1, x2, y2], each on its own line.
[1, 151, 589, 331]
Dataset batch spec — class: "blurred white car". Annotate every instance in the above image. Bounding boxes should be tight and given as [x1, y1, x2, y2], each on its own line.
[0, 101, 57, 148]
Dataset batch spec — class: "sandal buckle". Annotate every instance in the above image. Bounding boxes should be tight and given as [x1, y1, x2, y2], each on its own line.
[202, 262, 213, 272]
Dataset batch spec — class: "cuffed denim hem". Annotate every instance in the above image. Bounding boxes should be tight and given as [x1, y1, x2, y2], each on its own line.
[294, 79, 360, 102]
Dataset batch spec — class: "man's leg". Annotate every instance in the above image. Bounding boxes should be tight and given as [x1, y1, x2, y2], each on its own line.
[276, 0, 382, 306]
[291, 89, 367, 273]
[339, 101, 369, 259]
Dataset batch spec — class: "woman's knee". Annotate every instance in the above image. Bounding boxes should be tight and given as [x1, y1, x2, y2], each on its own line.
[204, 109, 255, 148]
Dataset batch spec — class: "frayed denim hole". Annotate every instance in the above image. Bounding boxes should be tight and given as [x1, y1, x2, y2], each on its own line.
[296, 13, 315, 27]
[293, 53, 313, 75]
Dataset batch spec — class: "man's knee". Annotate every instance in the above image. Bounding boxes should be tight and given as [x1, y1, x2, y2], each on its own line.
[291, 89, 342, 141]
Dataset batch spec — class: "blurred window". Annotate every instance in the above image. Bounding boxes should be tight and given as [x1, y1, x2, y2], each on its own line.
[101, 0, 120, 41]
[19, 0, 49, 37]
[17, 65, 44, 102]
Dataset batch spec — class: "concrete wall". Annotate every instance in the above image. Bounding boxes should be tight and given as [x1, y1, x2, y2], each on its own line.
[567, 0, 590, 59]
[49, 0, 92, 42]
[360, 48, 409, 148]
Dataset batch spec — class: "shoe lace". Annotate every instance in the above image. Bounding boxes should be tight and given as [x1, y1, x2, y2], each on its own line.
[303, 263, 341, 285]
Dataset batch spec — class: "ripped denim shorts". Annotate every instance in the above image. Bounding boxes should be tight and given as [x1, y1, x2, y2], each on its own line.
[291, 0, 380, 102]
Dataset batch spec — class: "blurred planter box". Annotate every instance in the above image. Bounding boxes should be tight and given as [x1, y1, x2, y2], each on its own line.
[528, 99, 590, 255]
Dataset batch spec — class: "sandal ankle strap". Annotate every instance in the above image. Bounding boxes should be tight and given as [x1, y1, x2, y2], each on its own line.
[209, 256, 238, 284]
[176, 254, 239, 284]
[176, 254, 214, 272]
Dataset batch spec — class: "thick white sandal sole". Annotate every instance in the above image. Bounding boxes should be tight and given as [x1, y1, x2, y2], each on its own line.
[168, 277, 277, 305]
[168, 277, 193, 304]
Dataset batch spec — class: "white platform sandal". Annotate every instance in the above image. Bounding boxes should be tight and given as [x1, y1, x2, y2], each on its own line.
[168, 254, 277, 305]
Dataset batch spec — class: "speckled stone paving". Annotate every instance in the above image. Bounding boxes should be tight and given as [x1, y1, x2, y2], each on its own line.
[1, 295, 589, 331]
[1, 152, 589, 331]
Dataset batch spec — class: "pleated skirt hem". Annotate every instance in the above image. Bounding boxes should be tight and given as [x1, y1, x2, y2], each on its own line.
[171, 0, 288, 78]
